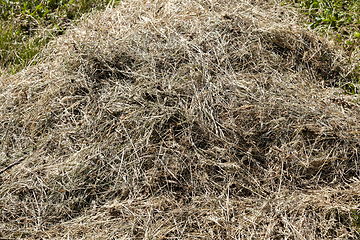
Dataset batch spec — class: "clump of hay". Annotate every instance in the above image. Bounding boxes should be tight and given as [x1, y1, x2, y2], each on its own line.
[1, 0, 360, 239]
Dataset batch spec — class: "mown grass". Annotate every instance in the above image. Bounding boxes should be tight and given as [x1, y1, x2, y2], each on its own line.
[0, 0, 360, 238]
[283, 0, 360, 231]
[0, 0, 120, 74]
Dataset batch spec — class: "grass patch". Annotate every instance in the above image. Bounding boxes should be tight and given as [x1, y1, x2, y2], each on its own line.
[0, 0, 121, 74]
[283, 0, 360, 50]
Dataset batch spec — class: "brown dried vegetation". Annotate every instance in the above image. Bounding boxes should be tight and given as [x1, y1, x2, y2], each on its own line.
[0, 0, 360, 239]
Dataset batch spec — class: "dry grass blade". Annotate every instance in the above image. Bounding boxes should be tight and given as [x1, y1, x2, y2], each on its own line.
[0, 0, 360, 239]
[0, 157, 26, 175]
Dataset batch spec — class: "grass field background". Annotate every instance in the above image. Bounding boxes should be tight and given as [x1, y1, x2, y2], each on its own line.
[0, 0, 120, 74]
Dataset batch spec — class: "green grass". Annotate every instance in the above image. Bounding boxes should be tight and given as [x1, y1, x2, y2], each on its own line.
[0, 0, 121, 74]
[283, 0, 360, 49]
[352, 210, 360, 235]
[0, 21, 47, 74]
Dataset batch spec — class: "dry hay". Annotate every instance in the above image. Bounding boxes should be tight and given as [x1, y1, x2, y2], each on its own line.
[1, 0, 360, 239]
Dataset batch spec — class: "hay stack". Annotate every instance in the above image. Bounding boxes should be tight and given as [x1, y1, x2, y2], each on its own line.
[1, 0, 360, 239]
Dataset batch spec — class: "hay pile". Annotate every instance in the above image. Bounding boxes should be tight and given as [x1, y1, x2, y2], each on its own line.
[1, 0, 360, 239]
